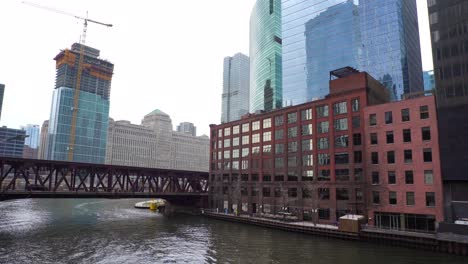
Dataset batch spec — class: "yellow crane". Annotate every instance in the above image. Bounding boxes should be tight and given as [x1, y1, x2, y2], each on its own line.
[23, 1, 112, 161]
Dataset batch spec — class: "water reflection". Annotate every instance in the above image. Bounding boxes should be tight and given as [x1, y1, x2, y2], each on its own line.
[0, 199, 466, 263]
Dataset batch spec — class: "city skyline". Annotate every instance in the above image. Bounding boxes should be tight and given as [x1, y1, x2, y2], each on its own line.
[0, 0, 432, 136]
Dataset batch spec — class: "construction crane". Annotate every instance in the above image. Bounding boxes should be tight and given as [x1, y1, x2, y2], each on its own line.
[23, 1, 112, 161]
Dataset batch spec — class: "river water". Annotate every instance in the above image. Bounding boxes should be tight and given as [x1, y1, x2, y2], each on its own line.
[0, 199, 466, 264]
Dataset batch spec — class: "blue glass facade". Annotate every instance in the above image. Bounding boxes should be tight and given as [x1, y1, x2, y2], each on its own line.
[0, 127, 26, 158]
[423, 70, 435, 92]
[282, 0, 423, 104]
[250, 0, 282, 112]
[47, 43, 113, 163]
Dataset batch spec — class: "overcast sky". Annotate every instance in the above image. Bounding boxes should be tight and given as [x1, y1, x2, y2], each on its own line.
[0, 0, 432, 136]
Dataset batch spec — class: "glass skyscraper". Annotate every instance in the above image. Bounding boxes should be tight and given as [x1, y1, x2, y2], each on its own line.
[282, 0, 423, 104]
[250, 0, 282, 112]
[47, 43, 113, 163]
[22, 124, 40, 149]
[221, 53, 250, 123]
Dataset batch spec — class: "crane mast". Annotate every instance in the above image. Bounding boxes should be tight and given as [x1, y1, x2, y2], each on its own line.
[23, 1, 112, 161]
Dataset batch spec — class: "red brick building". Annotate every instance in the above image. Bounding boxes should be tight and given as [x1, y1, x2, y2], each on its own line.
[365, 95, 443, 231]
[209, 68, 443, 232]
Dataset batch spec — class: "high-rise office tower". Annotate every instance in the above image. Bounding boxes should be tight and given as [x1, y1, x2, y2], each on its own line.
[21, 124, 40, 159]
[282, 0, 423, 104]
[0, 127, 26, 158]
[250, 0, 282, 113]
[47, 43, 114, 163]
[0, 84, 4, 121]
[221, 53, 250, 123]
[428, 0, 468, 222]
[177, 122, 197, 136]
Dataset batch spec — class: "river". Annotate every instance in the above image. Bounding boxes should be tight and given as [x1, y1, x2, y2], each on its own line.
[0, 199, 466, 263]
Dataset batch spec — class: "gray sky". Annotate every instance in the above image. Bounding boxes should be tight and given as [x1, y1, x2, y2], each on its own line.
[0, 0, 432, 136]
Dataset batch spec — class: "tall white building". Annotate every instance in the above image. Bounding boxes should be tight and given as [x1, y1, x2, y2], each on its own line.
[38, 120, 49, 160]
[105, 109, 209, 172]
[221, 53, 250, 123]
[21, 124, 40, 149]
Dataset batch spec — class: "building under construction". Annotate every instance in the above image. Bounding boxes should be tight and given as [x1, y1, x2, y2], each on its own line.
[47, 43, 114, 163]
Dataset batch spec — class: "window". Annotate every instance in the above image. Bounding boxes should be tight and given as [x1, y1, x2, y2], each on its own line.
[318, 153, 330, 165]
[316, 105, 329, 118]
[288, 127, 297, 138]
[371, 152, 379, 164]
[287, 141, 297, 153]
[224, 127, 231, 136]
[318, 169, 330, 181]
[420, 105, 429, 119]
[336, 188, 349, 200]
[242, 135, 249, 145]
[333, 101, 347, 115]
[318, 208, 330, 219]
[287, 156, 297, 167]
[242, 123, 249, 133]
[318, 137, 329, 150]
[403, 129, 411, 142]
[386, 131, 394, 144]
[334, 118, 348, 131]
[263, 131, 271, 142]
[404, 149, 413, 163]
[389, 191, 397, 205]
[372, 171, 380, 185]
[302, 124, 313, 136]
[263, 145, 272, 154]
[335, 135, 348, 148]
[385, 111, 393, 124]
[355, 168, 363, 181]
[406, 192, 415, 206]
[351, 98, 359, 112]
[233, 149, 239, 158]
[218, 129, 222, 137]
[302, 188, 312, 198]
[426, 192, 436, 207]
[224, 150, 230, 159]
[387, 151, 395, 164]
[252, 133, 260, 143]
[372, 191, 380, 204]
[224, 139, 230, 148]
[356, 188, 363, 201]
[275, 115, 283, 126]
[317, 121, 329, 133]
[302, 139, 313, 151]
[354, 151, 362, 163]
[275, 143, 284, 154]
[288, 188, 298, 198]
[303, 154, 313, 166]
[401, 108, 410, 122]
[422, 127, 431, 141]
[263, 118, 271, 129]
[425, 170, 434, 184]
[302, 171, 313, 181]
[335, 153, 349, 164]
[242, 148, 249, 157]
[233, 137, 239, 146]
[274, 187, 281, 197]
[423, 148, 432, 162]
[287, 112, 297, 124]
[352, 116, 360, 128]
[275, 157, 284, 168]
[252, 121, 260, 131]
[353, 133, 362, 145]
[405, 171, 414, 184]
[263, 187, 271, 197]
[388, 171, 396, 184]
[335, 169, 349, 181]
[370, 133, 378, 144]
[369, 114, 377, 126]
[233, 125, 239, 134]
[301, 109, 312, 120]
[275, 129, 283, 140]
[252, 146, 260, 155]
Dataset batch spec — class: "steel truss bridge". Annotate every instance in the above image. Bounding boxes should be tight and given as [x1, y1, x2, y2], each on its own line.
[0, 157, 208, 205]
